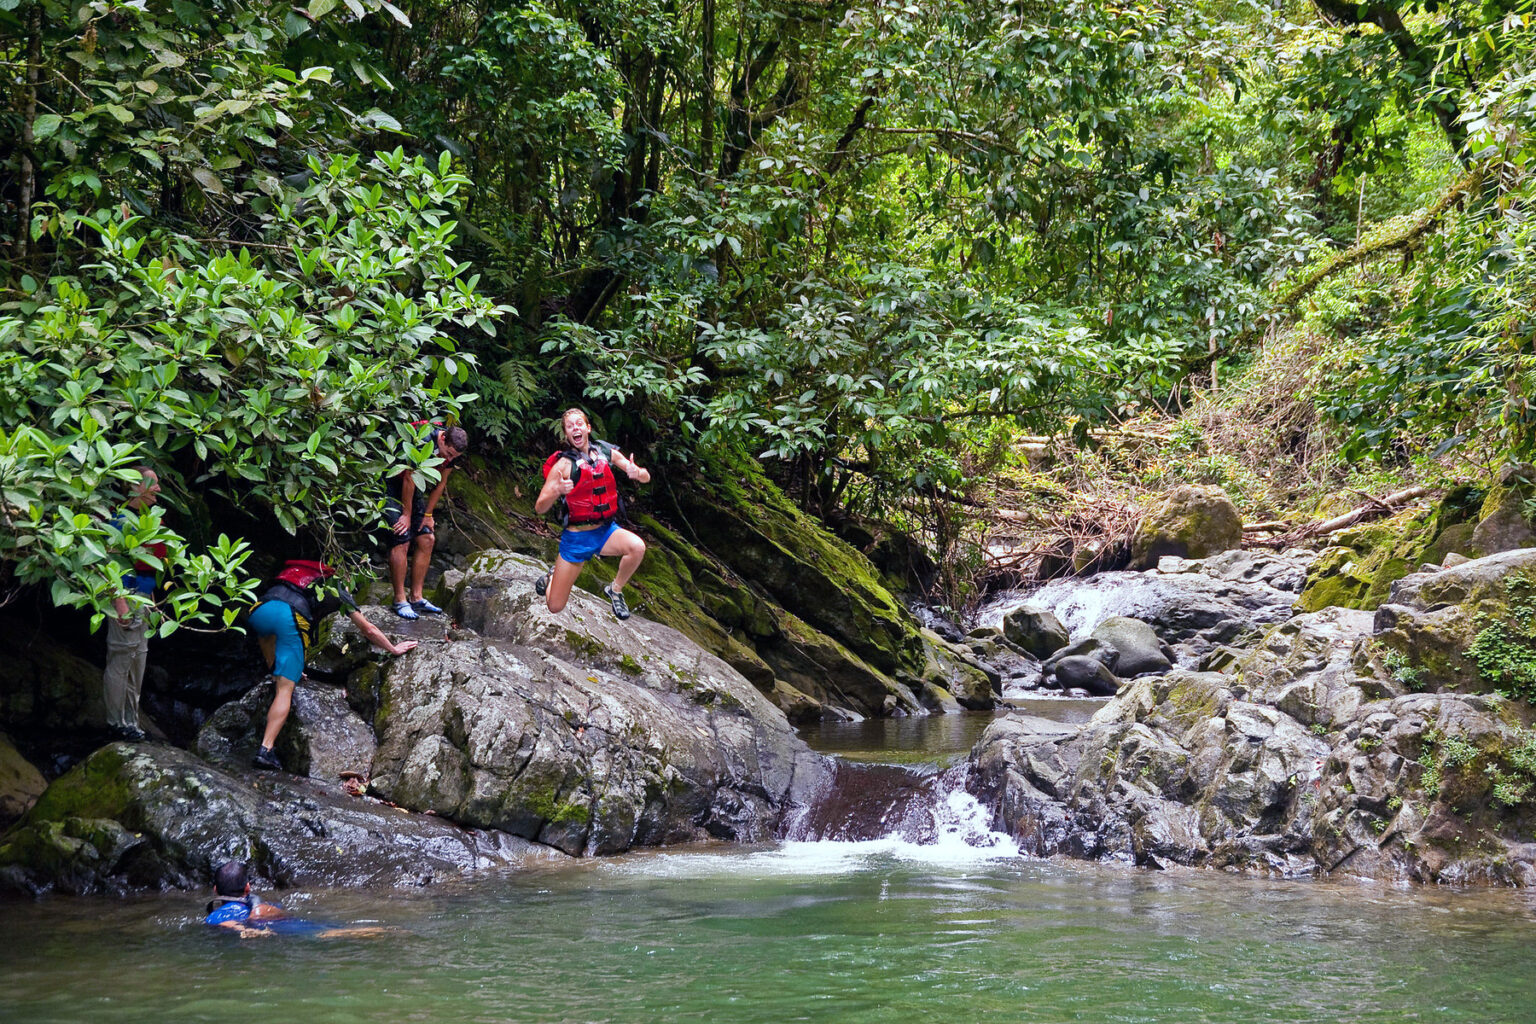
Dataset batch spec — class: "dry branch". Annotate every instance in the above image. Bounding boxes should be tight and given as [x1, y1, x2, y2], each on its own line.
[1259, 485, 1431, 548]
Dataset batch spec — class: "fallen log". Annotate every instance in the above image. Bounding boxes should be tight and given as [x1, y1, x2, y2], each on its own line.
[1257, 485, 1432, 548]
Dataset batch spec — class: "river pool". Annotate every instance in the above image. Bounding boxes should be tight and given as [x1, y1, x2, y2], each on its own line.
[5, 708, 1536, 1023]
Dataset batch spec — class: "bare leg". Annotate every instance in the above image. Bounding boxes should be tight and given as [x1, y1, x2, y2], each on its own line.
[260, 677, 297, 750]
[545, 557, 585, 613]
[600, 528, 647, 591]
[408, 532, 435, 603]
[388, 543, 409, 604]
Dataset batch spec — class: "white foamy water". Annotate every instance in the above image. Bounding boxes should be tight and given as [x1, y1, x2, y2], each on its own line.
[606, 783, 1021, 879]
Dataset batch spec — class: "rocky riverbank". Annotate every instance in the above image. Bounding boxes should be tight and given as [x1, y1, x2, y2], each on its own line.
[967, 546, 1536, 884]
[0, 551, 835, 894]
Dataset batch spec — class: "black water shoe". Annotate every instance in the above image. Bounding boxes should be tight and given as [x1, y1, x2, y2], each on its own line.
[535, 568, 553, 597]
[110, 725, 147, 743]
[252, 746, 282, 771]
[603, 585, 631, 620]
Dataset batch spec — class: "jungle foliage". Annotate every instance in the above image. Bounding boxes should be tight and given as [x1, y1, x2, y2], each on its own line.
[2, 0, 1535, 621]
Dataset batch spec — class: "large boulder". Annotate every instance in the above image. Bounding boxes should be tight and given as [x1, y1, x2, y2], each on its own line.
[1371, 548, 1536, 698]
[1128, 485, 1243, 570]
[0, 743, 550, 895]
[1089, 617, 1172, 677]
[1002, 604, 1070, 659]
[373, 550, 834, 856]
[196, 680, 377, 783]
[1051, 656, 1120, 696]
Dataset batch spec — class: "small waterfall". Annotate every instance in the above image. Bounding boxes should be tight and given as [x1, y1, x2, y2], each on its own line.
[775, 760, 1020, 866]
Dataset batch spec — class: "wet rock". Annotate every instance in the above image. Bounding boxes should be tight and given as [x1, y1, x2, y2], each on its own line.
[982, 555, 1304, 666]
[969, 589, 1536, 885]
[1128, 485, 1243, 569]
[374, 549, 834, 856]
[196, 680, 377, 783]
[0, 743, 551, 895]
[1002, 604, 1069, 659]
[1089, 617, 1172, 677]
[0, 731, 47, 827]
[1044, 637, 1119, 672]
[914, 629, 997, 711]
[1052, 656, 1120, 696]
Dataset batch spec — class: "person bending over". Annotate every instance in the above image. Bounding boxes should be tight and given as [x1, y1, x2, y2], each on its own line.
[248, 560, 417, 771]
[533, 408, 650, 620]
[383, 423, 467, 619]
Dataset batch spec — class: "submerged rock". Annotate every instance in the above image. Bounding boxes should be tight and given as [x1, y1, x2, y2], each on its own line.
[0, 743, 550, 895]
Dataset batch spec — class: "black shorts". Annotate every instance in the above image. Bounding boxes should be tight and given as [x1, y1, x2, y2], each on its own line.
[380, 496, 432, 550]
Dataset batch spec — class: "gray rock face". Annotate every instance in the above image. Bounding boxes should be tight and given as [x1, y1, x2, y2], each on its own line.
[969, 588, 1536, 884]
[1002, 604, 1070, 659]
[1089, 617, 1172, 677]
[196, 681, 377, 783]
[1372, 548, 1536, 696]
[371, 550, 834, 856]
[0, 743, 552, 895]
[1129, 485, 1244, 569]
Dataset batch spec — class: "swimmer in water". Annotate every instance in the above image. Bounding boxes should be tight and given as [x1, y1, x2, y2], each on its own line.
[204, 860, 392, 939]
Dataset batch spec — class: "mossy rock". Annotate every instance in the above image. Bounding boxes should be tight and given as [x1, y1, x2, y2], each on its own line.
[662, 452, 925, 677]
[1297, 488, 1485, 613]
[1129, 485, 1243, 570]
[1471, 464, 1536, 557]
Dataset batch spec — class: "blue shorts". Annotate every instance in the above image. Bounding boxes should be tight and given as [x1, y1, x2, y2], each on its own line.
[249, 599, 305, 682]
[559, 521, 618, 564]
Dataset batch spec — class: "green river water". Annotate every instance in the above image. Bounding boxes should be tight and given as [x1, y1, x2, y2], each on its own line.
[4, 707, 1536, 1023]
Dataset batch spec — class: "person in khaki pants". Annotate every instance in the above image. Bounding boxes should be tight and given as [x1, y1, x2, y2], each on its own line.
[104, 468, 164, 742]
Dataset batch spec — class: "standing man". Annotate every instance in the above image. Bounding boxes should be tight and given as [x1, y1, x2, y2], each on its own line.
[104, 467, 164, 743]
[534, 408, 650, 620]
[382, 423, 468, 620]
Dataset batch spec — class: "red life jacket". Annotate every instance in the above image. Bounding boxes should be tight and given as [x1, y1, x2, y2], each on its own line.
[275, 559, 335, 590]
[133, 541, 168, 573]
[541, 441, 619, 526]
